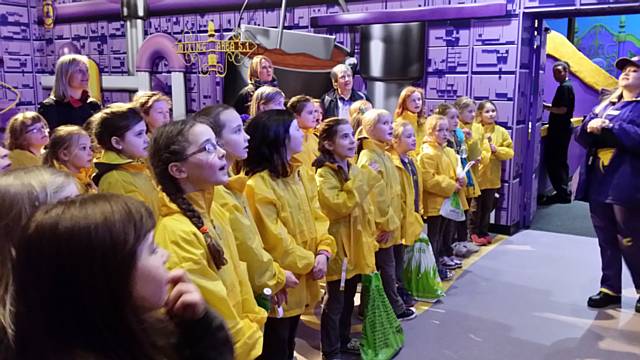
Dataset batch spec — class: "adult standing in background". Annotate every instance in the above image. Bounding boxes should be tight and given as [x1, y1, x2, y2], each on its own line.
[321, 64, 371, 120]
[574, 55, 640, 312]
[540, 61, 575, 205]
[233, 55, 279, 116]
[38, 54, 101, 131]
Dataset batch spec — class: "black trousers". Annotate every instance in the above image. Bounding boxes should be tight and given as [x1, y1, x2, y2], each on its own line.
[544, 126, 572, 198]
[258, 315, 301, 360]
[320, 276, 360, 357]
[426, 215, 453, 259]
[470, 189, 497, 237]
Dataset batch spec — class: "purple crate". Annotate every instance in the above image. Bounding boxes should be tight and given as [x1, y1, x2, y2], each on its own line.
[427, 20, 471, 47]
[288, 7, 308, 27]
[181, 15, 196, 33]
[185, 74, 199, 93]
[3, 56, 33, 72]
[425, 74, 467, 99]
[109, 37, 127, 55]
[472, 17, 519, 46]
[89, 38, 107, 55]
[108, 22, 126, 37]
[17, 88, 35, 105]
[472, 45, 518, 73]
[239, 9, 263, 27]
[471, 74, 516, 101]
[33, 56, 52, 73]
[426, 46, 470, 73]
[0, 24, 30, 40]
[1, 39, 32, 57]
[198, 13, 219, 32]
[187, 92, 199, 113]
[4, 72, 33, 88]
[221, 12, 237, 30]
[109, 55, 127, 73]
[423, 99, 444, 116]
[263, 8, 279, 28]
[1, 4, 29, 23]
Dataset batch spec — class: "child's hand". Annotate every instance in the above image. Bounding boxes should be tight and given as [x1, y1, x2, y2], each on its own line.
[273, 288, 288, 306]
[369, 161, 380, 172]
[462, 128, 472, 139]
[284, 270, 300, 288]
[457, 176, 467, 187]
[165, 269, 206, 320]
[490, 144, 497, 153]
[312, 254, 328, 280]
[376, 231, 392, 244]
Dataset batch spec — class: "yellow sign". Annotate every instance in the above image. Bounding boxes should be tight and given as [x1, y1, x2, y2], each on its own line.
[176, 21, 258, 77]
[42, 0, 55, 30]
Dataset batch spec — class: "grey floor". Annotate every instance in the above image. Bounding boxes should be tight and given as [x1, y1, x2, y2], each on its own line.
[531, 200, 597, 238]
[398, 230, 640, 360]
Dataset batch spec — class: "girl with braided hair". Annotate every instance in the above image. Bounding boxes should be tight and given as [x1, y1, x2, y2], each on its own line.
[150, 120, 266, 360]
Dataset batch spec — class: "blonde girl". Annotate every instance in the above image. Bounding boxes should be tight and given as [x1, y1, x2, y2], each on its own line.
[470, 100, 514, 245]
[312, 98, 324, 127]
[5, 112, 50, 169]
[243, 109, 336, 360]
[356, 109, 415, 321]
[287, 95, 319, 168]
[150, 119, 266, 360]
[191, 104, 298, 299]
[38, 54, 101, 130]
[0, 167, 78, 353]
[249, 86, 285, 117]
[132, 91, 172, 134]
[394, 86, 427, 152]
[418, 115, 469, 280]
[390, 120, 425, 306]
[349, 99, 373, 135]
[43, 125, 96, 193]
[314, 118, 382, 358]
[92, 103, 162, 218]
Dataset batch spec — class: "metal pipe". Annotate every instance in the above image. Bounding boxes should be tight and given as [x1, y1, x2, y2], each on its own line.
[276, 0, 287, 49]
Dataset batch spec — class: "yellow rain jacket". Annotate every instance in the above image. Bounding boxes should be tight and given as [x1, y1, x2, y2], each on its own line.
[245, 158, 336, 318]
[316, 162, 380, 282]
[356, 139, 402, 248]
[94, 151, 161, 218]
[458, 121, 484, 199]
[390, 151, 425, 246]
[419, 141, 469, 217]
[293, 129, 319, 170]
[395, 111, 427, 153]
[8, 149, 41, 169]
[214, 174, 287, 295]
[155, 190, 266, 360]
[52, 160, 96, 194]
[477, 123, 514, 190]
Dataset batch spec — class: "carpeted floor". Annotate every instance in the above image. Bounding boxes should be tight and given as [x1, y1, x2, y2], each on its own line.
[294, 230, 640, 359]
[531, 201, 597, 238]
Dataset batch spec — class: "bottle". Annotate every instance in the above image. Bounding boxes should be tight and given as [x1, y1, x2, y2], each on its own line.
[256, 288, 272, 312]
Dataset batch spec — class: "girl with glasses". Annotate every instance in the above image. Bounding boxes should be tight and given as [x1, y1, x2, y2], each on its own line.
[4, 111, 50, 170]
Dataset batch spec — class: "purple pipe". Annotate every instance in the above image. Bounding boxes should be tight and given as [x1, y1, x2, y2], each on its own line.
[310, 1, 507, 27]
[135, 33, 185, 72]
[40, 0, 330, 25]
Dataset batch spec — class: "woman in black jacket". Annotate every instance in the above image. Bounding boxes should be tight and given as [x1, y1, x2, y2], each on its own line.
[233, 55, 279, 116]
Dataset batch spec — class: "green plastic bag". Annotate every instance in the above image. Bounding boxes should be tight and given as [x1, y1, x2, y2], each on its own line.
[440, 192, 465, 221]
[403, 234, 445, 302]
[360, 272, 404, 360]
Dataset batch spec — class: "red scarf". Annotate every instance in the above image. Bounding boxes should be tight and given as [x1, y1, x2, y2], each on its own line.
[68, 90, 89, 108]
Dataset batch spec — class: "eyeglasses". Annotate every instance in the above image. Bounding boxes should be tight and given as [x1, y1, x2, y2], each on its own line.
[25, 125, 49, 135]
[181, 140, 218, 161]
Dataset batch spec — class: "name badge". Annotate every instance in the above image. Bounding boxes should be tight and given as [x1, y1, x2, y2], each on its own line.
[606, 110, 621, 116]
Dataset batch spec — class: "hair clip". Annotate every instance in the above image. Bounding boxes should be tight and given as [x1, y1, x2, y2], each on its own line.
[199, 226, 209, 234]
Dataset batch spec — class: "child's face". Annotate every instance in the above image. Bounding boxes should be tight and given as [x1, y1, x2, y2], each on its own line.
[297, 102, 317, 130]
[69, 62, 89, 91]
[369, 114, 393, 143]
[117, 121, 149, 159]
[313, 103, 323, 126]
[327, 123, 356, 161]
[132, 231, 170, 313]
[219, 109, 250, 161]
[24, 122, 50, 149]
[435, 120, 450, 145]
[146, 100, 171, 133]
[404, 92, 423, 114]
[0, 146, 11, 173]
[181, 123, 228, 189]
[287, 120, 304, 157]
[480, 103, 497, 125]
[459, 105, 476, 124]
[446, 109, 459, 130]
[64, 134, 93, 173]
[261, 96, 285, 112]
[394, 125, 416, 154]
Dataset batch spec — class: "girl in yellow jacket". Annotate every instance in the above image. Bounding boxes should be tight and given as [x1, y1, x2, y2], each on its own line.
[150, 119, 267, 360]
[191, 104, 298, 298]
[243, 109, 336, 360]
[418, 115, 469, 281]
[92, 103, 162, 218]
[394, 86, 427, 153]
[4, 112, 49, 169]
[43, 125, 97, 193]
[390, 120, 426, 306]
[356, 109, 416, 321]
[314, 118, 381, 358]
[470, 100, 514, 245]
[287, 95, 319, 169]
[349, 99, 372, 134]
